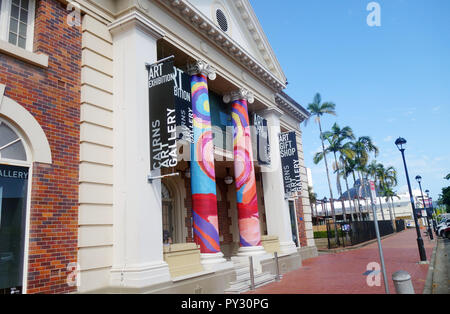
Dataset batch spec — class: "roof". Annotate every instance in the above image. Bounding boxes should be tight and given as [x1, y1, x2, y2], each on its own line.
[275, 91, 311, 122]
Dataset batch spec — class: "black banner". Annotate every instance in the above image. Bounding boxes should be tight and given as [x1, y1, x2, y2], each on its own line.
[148, 58, 178, 171]
[279, 131, 302, 195]
[253, 113, 271, 165]
[173, 67, 193, 143]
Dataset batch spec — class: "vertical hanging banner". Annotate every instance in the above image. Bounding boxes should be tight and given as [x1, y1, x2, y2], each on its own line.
[148, 58, 178, 171]
[279, 131, 302, 195]
[173, 67, 193, 143]
[252, 113, 271, 166]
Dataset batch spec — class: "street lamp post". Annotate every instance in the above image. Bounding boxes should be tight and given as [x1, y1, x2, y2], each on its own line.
[425, 189, 437, 232]
[395, 137, 427, 262]
[415, 176, 433, 240]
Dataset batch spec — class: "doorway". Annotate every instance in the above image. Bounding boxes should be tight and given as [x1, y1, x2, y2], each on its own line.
[0, 119, 30, 294]
[288, 200, 299, 247]
[161, 182, 176, 245]
[0, 164, 29, 294]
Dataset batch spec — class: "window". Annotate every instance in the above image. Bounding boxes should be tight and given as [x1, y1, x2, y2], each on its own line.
[215, 9, 228, 32]
[0, 0, 35, 50]
[0, 120, 27, 162]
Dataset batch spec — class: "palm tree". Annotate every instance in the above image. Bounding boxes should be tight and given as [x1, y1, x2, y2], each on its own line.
[320, 123, 356, 221]
[368, 160, 397, 220]
[343, 155, 363, 220]
[445, 173, 450, 180]
[379, 165, 398, 226]
[351, 136, 379, 217]
[383, 185, 400, 229]
[305, 93, 339, 245]
[338, 156, 358, 221]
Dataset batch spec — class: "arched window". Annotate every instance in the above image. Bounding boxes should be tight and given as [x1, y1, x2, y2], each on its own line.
[0, 119, 28, 162]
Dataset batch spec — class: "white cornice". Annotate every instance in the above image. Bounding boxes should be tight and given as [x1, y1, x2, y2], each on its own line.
[108, 10, 166, 39]
[157, 0, 286, 92]
[275, 93, 310, 122]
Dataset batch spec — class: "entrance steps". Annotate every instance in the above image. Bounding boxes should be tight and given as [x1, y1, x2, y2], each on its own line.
[224, 258, 278, 294]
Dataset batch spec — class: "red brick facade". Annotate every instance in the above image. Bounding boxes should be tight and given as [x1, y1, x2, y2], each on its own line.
[295, 197, 308, 247]
[0, 0, 81, 294]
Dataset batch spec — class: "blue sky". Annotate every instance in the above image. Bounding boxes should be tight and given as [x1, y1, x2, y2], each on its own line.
[251, 0, 450, 202]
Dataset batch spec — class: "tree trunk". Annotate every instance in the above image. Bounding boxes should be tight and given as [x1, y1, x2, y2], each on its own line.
[352, 171, 363, 221]
[358, 171, 370, 220]
[333, 152, 346, 222]
[318, 120, 339, 246]
[391, 197, 397, 220]
[387, 197, 394, 230]
[344, 175, 354, 221]
[376, 179, 385, 221]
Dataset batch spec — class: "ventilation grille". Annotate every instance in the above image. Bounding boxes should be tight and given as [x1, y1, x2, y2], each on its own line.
[216, 9, 228, 32]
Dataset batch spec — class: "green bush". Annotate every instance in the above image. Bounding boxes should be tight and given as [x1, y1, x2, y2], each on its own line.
[314, 230, 344, 238]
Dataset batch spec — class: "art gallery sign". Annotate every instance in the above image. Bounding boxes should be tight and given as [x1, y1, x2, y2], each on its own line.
[147, 57, 193, 171]
[279, 131, 302, 195]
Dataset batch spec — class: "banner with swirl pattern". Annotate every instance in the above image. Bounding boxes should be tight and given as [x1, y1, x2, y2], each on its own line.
[190, 74, 221, 254]
[231, 99, 262, 247]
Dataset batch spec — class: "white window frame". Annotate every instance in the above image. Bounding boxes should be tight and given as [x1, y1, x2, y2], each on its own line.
[0, 0, 36, 51]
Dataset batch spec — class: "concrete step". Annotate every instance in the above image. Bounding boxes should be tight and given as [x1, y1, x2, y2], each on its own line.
[225, 271, 277, 294]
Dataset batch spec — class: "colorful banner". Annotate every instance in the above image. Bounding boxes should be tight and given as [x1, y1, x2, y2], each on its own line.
[279, 131, 302, 195]
[148, 58, 177, 171]
[232, 99, 261, 247]
[190, 74, 220, 254]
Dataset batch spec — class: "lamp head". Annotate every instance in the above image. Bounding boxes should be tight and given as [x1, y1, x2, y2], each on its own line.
[224, 168, 234, 185]
[184, 167, 191, 179]
[395, 137, 407, 151]
[224, 176, 234, 185]
[415, 175, 422, 183]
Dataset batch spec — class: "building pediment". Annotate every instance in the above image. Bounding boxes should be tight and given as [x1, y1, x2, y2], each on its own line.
[157, 0, 286, 91]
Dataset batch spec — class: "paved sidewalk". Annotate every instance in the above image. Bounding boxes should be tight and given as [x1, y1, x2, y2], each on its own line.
[247, 229, 435, 294]
[430, 237, 450, 294]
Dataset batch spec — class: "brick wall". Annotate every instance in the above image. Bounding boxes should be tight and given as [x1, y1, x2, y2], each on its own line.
[0, 0, 81, 294]
[295, 197, 308, 247]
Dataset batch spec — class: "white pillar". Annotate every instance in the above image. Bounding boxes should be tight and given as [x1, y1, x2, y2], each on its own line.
[108, 12, 171, 288]
[259, 108, 298, 255]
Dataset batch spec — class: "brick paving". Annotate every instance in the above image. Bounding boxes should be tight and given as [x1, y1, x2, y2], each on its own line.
[248, 228, 435, 294]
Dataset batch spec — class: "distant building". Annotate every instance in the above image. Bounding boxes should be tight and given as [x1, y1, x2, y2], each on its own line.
[315, 179, 431, 226]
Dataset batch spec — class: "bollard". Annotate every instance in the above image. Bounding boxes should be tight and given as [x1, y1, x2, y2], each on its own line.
[249, 256, 255, 291]
[392, 270, 415, 294]
[274, 252, 280, 282]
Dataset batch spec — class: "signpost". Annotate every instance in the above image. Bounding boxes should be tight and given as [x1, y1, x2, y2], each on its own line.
[369, 181, 389, 294]
[279, 131, 302, 196]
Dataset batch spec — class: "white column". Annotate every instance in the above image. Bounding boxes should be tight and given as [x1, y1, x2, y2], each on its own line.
[108, 12, 171, 288]
[259, 108, 298, 255]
